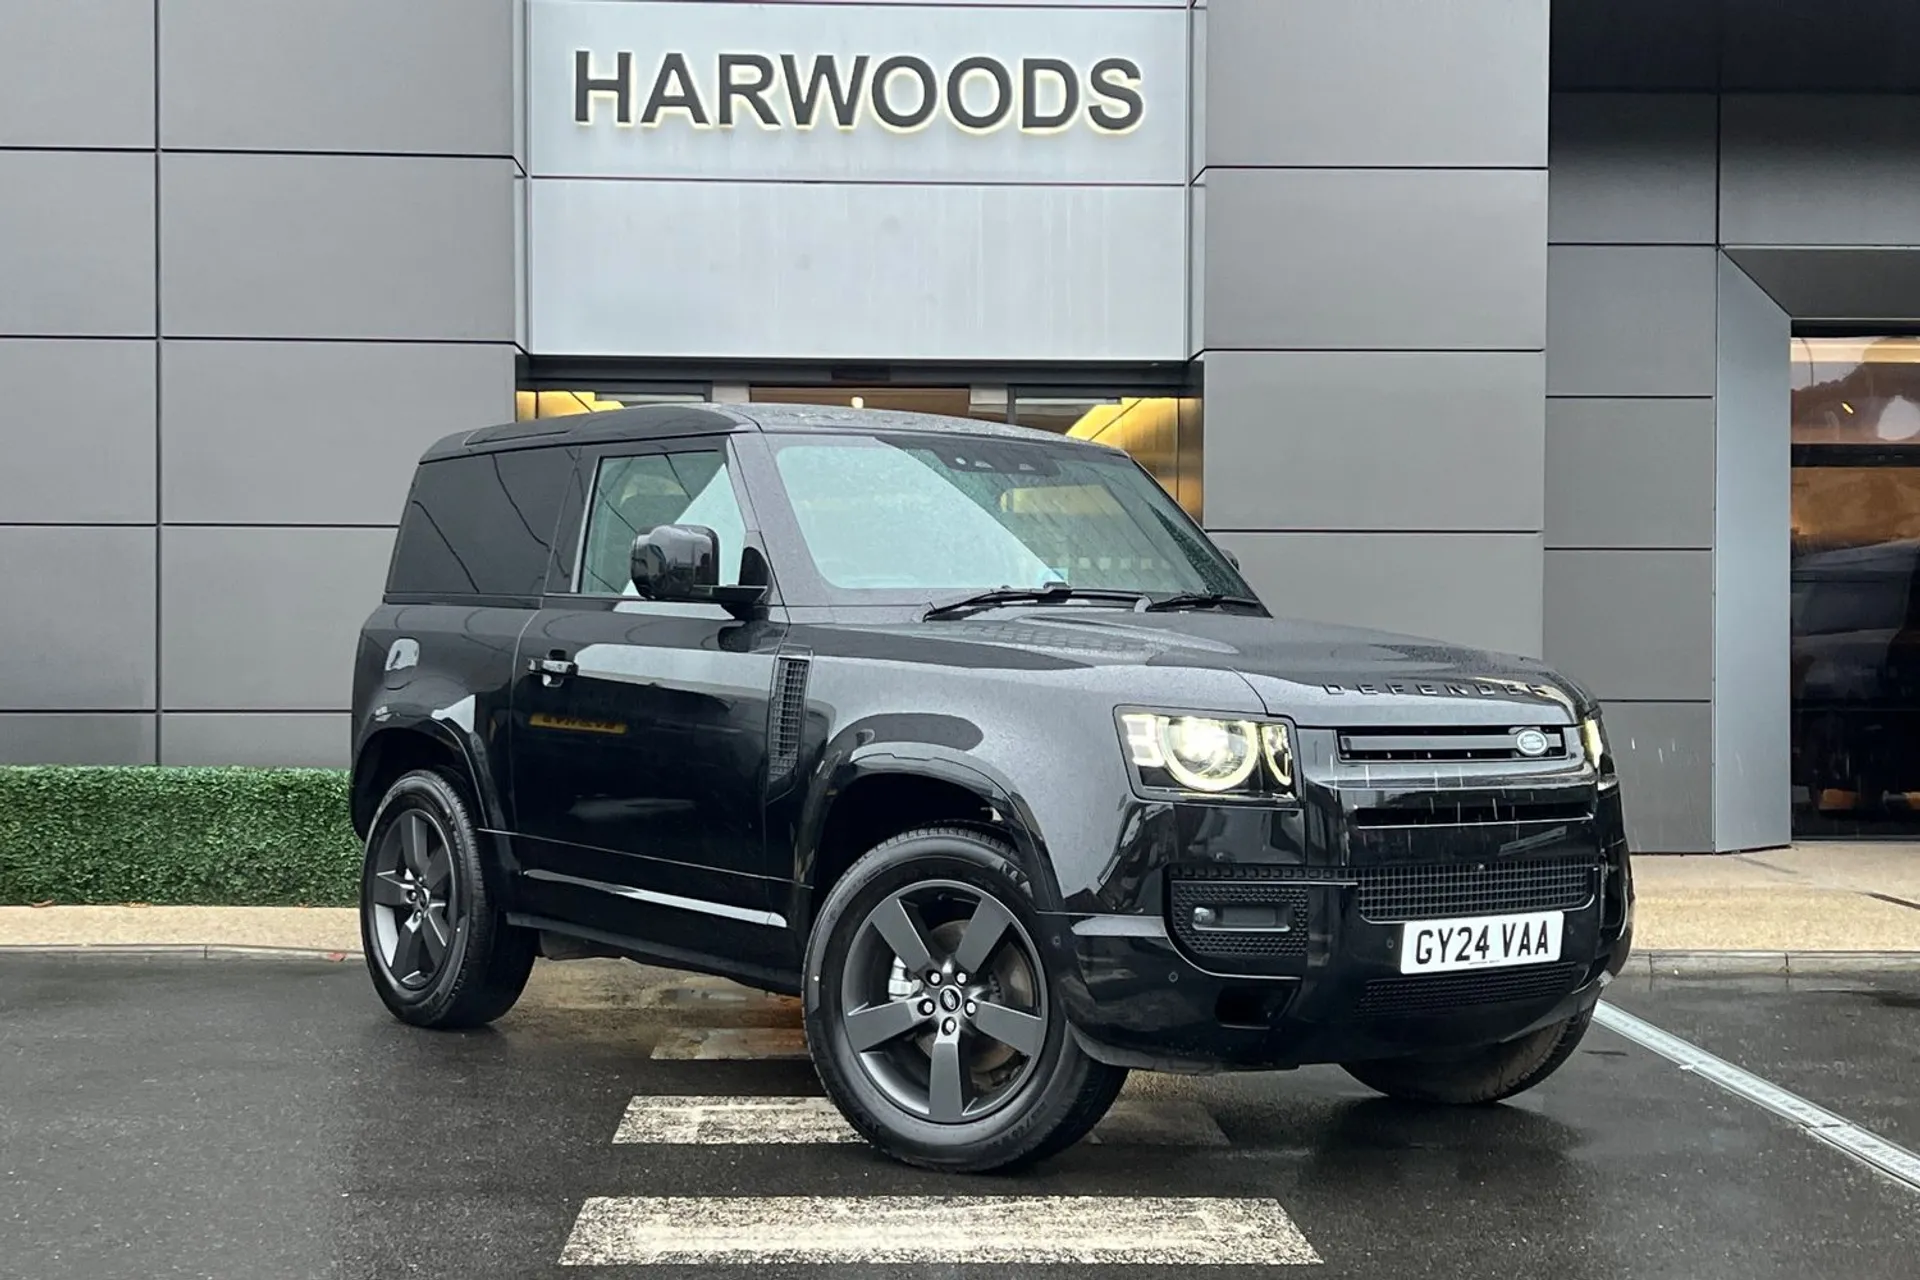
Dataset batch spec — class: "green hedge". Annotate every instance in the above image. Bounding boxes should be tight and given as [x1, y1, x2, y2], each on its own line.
[0, 766, 360, 906]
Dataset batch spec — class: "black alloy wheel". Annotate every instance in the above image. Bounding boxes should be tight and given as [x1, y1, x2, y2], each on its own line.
[804, 826, 1128, 1173]
[368, 807, 460, 990]
[359, 768, 536, 1029]
[840, 879, 1049, 1124]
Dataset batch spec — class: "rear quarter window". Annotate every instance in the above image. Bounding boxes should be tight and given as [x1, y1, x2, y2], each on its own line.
[387, 447, 577, 600]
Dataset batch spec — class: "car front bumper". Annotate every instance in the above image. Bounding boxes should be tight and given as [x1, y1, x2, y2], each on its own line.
[1041, 774, 1635, 1073]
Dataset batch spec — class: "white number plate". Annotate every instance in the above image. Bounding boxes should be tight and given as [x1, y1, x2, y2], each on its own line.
[1398, 910, 1564, 975]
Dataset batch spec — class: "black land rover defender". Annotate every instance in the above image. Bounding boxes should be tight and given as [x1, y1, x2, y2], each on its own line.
[350, 403, 1634, 1173]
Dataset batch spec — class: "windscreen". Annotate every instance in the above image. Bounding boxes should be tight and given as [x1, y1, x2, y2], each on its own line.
[768, 433, 1246, 597]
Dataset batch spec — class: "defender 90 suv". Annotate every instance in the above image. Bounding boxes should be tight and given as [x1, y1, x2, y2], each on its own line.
[350, 403, 1634, 1172]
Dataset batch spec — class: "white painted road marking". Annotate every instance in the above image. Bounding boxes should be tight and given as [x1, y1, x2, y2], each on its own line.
[615, 1095, 852, 1144]
[650, 1026, 810, 1060]
[611, 1094, 1229, 1147]
[1595, 1001, 1920, 1193]
[558, 1195, 1320, 1266]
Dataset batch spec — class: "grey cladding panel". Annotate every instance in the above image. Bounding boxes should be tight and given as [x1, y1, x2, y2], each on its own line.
[1189, 3, 1206, 181]
[0, 528, 156, 711]
[1546, 247, 1718, 397]
[1721, 1, 1920, 93]
[1202, 169, 1547, 352]
[1722, 96, 1920, 247]
[1543, 549, 1711, 701]
[162, 341, 518, 524]
[160, 0, 515, 155]
[1548, 94, 1716, 245]
[161, 528, 395, 711]
[0, 152, 155, 337]
[1215, 532, 1544, 659]
[0, 714, 156, 766]
[1545, 398, 1714, 550]
[0, 0, 154, 147]
[1604, 700, 1712, 853]
[1549, 0, 1720, 93]
[160, 154, 516, 341]
[1712, 256, 1791, 853]
[530, 179, 1185, 361]
[1203, 351, 1544, 533]
[1728, 246, 1920, 322]
[161, 713, 350, 768]
[0, 341, 156, 523]
[1206, 0, 1547, 168]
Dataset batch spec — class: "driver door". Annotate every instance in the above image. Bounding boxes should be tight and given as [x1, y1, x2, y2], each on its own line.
[510, 439, 789, 970]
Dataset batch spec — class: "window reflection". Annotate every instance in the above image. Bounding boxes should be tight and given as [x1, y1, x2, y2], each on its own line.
[516, 382, 1206, 521]
[1792, 337, 1920, 837]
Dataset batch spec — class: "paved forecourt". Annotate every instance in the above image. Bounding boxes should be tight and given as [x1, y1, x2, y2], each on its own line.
[4, 952, 1920, 1278]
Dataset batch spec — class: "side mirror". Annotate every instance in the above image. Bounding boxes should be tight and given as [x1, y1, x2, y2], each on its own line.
[630, 525, 767, 617]
[1221, 548, 1241, 570]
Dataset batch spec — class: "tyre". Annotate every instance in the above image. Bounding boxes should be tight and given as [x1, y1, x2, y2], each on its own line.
[802, 825, 1128, 1173]
[359, 767, 536, 1030]
[1340, 1005, 1594, 1105]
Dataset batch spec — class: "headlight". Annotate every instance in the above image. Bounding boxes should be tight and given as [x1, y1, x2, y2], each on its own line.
[1118, 711, 1295, 797]
[1580, 715, 1612, 774]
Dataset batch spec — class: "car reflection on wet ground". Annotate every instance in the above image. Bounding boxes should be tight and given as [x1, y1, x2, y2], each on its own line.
[2, 953, 1916, 1278]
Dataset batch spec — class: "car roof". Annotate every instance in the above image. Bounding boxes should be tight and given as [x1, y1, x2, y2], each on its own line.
[418, 401, 1122, 462]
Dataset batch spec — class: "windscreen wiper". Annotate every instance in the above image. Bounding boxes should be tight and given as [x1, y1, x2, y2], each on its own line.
[1139, 591, 1266, 613]
[922, 583, 1148, 620]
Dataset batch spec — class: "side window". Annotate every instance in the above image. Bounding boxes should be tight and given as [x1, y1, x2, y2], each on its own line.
[388, 447, 574, 599]
[579, 450, 746, 594]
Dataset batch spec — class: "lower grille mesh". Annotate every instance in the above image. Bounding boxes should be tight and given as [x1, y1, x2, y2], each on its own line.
[1357, 962, 1583, 1017]
[1168, 881, 1309, 959]
[1357, 857, 1595, 922]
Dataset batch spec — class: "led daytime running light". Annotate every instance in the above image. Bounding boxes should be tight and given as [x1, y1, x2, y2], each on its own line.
[1121, 712, 1292, 795]
[1580, 716, 1607, 766]
[1260, 723, 1294, 789]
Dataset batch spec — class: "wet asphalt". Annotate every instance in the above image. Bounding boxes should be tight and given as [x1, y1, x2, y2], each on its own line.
[2, 952, 1917, 1280]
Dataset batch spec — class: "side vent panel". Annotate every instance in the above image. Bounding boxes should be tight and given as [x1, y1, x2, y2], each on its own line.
[768, 654, 812, 783]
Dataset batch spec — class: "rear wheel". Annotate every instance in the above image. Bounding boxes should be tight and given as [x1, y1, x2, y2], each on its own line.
[359, 768, 536, 1030]
[803, 826, 1127, 1173]
[1341, 1006, 1594, 1105]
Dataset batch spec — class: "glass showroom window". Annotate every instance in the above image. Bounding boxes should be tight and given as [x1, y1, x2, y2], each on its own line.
[515, 388, 707, 419]
[514, 380, 1207, 522]
[1792, 336, 1920, 837]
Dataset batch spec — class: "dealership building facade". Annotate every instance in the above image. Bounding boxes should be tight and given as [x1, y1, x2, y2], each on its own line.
[6, 0, 1920, 854]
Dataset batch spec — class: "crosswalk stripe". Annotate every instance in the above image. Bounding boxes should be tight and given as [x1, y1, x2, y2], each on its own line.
[649, 1027, 810, 1060]
[558, 1195, 1320, 1265]
[615, 1095, 850, 1144]
[611, 1095, 1229, 1147]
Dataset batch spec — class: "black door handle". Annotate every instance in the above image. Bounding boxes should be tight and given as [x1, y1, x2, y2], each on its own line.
[529, 651, 576, 686]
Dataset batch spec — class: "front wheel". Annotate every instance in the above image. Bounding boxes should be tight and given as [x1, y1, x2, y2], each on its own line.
[359, 768, 536, 1030]
[803, 826, 1127, 1173]
[1341, 1006, 1593, 1105]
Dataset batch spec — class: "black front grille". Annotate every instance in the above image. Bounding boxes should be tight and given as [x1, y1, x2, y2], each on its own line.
[1168, 880, 1309, 960]
[1352, 799, 1592, 828]
[1356, 857, 1595, 922]
[1338, 726, 1573, 763]
[1357, 962, 1583, 1017]
[1171, 862, 1343, 883]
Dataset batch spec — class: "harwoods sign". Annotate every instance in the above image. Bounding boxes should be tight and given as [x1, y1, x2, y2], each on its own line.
[572, 49, 1145, 135]
[526, 1, 1184, 182]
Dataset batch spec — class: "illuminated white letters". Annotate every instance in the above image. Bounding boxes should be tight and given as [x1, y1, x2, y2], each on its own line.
[572, 50, 1145, 134]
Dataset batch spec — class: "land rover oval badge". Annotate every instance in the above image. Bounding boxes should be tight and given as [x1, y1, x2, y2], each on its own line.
[1515, 729, 1551, 757]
